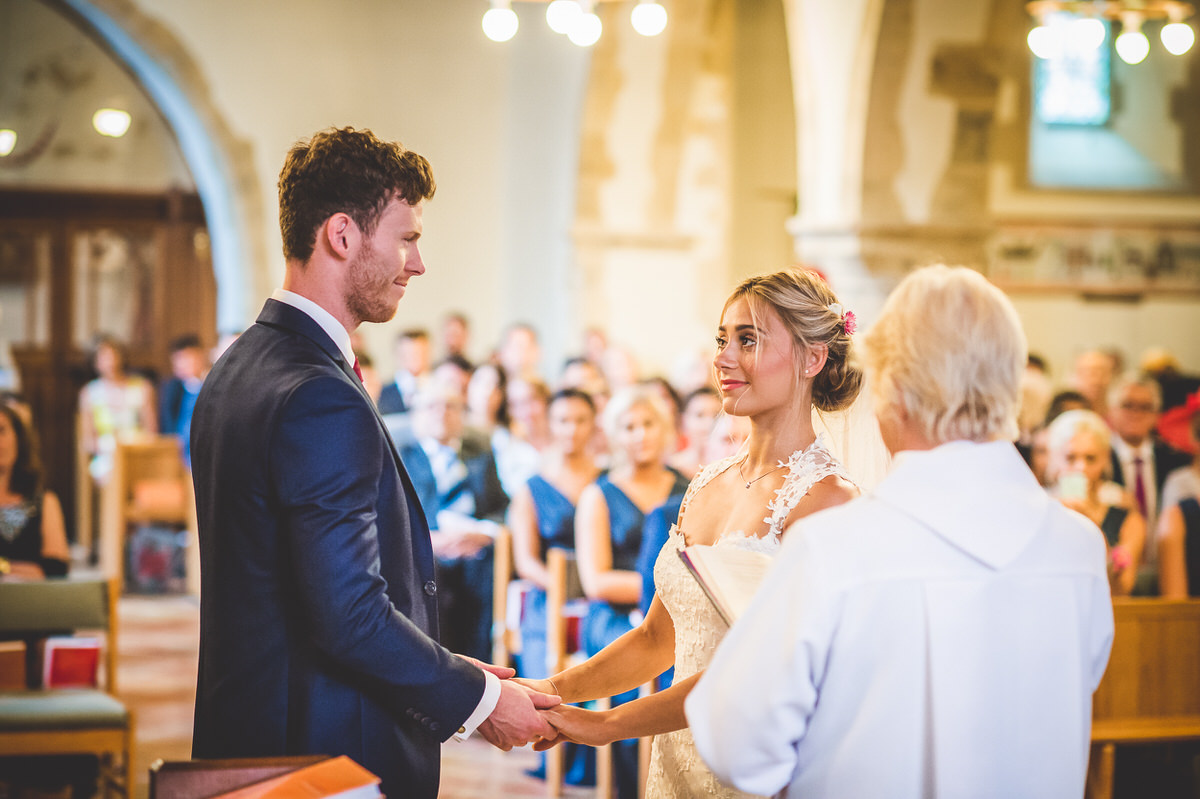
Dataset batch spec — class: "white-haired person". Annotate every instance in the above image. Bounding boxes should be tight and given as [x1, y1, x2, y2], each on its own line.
[522, 269, 862, 799]
[1046, 408, 1147, 596]
[686, 265, 1113, 799]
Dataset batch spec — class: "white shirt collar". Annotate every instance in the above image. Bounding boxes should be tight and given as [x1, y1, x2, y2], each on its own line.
[271, 288, 356, 365]
[1110, 433, 1152, 464]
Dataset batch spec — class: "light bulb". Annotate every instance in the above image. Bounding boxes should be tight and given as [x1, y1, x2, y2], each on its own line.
[1161, 22, 1195, 55]
[569, 11, 602, 46]
[0, 130, 15, 157]
[1027, 25, 1060, 59]
[1115, 30, 1150, 63]
[1068, 17, 1106, 50]
[546, 0, 581, 34]
[482, 5, 519, 42]
[92, 108, 132, 138]
[631, 1, 667, 37]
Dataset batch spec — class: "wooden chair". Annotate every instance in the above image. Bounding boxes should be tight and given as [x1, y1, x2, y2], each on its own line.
[546, 547, 613, 799]
[1087, 598, 1200, 799]
[98, 436, 199, 593]
[492, 527, 522, 668]
[0, 578, 132, 798]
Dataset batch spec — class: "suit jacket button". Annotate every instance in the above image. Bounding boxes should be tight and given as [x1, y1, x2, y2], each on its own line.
[424, 581, 437, 596]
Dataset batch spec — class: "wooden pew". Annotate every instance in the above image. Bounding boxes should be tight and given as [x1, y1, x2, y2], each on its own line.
[1088, 598, 1200, 799]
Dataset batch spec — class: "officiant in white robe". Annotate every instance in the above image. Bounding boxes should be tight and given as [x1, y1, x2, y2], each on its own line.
[685, 265, 1114, 799]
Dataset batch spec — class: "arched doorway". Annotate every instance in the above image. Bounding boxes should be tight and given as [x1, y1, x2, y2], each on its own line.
[0, 0, 256, 542]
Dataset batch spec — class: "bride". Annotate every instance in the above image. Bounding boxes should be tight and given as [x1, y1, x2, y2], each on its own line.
[520, 268, 865, 798]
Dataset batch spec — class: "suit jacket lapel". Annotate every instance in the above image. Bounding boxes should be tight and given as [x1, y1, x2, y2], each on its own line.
[254, 300, 435, 557]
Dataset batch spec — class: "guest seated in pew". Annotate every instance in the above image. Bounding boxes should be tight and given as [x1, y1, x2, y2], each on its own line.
[399, 382, 510, 663]
[1046, 408, 1147, 596]
[0, 403, 69, 580]
[508, 388, 602, 785]
[509, 388, 602, 679]
[79, 335, 156, 487]
[1159, 408, 1200, 598]
[573, 385, 688, 799]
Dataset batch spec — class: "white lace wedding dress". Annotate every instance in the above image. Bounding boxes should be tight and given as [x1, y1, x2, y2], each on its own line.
[644, 435, 851, 798]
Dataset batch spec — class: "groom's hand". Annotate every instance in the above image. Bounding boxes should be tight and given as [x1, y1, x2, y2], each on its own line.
[457, 654, 515, 680]
[477, 679, 560, 751]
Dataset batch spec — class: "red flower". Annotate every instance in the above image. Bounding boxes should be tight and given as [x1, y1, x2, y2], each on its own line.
[843, 310, 857, 336]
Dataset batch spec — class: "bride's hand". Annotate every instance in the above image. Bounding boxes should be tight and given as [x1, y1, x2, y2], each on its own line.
[512, 677, 557, 696]
[534, 704, 615, 749]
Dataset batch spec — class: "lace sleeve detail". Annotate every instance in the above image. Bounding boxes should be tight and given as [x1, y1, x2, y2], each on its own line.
[679, 454, 739, 519]
[763, 435, 853, 537]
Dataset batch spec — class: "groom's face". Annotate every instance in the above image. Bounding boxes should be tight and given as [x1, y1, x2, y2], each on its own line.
[345, 198, 425, 325]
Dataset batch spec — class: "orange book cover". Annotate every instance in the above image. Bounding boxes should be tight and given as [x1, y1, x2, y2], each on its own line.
[215, 755, 381, 799]
[42, 636, 100, 689]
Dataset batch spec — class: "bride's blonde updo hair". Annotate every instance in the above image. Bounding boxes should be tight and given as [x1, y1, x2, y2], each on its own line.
[723, 268, 863, 413]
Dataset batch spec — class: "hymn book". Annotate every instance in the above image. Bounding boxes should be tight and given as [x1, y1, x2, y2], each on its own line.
[678, 545, 773, 626]
[215, 755, 381, 799]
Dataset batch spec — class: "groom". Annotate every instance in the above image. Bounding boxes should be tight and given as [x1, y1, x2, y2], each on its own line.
[190, 127, 557, 799]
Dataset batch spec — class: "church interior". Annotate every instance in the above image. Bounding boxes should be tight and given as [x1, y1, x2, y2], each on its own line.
[1, 0, 1199, 796]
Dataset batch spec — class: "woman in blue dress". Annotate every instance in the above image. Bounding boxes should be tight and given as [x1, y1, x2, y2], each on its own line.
[575, 385, 689, 799]
[509, 388, 602, 678]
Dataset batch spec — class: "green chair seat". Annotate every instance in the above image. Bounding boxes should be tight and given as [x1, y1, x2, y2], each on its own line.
[0, 690, 129, 730]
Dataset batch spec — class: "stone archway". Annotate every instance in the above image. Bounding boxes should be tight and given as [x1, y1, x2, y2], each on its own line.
[49, 0, 264, 334]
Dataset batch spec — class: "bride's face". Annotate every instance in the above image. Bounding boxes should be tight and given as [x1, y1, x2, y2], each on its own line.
[713, 297, 798, 418]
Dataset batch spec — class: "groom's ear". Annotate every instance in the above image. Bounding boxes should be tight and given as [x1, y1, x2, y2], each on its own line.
[320, 213, 361, 261]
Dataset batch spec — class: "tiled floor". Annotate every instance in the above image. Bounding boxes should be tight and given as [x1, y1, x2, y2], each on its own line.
[116, 595, 595, 799]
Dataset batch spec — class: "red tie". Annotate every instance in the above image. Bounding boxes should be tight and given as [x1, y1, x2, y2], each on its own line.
[1133, 456, 1148, 519]
[352, 357, 364, 383]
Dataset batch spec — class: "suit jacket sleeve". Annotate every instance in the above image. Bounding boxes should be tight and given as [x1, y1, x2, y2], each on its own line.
[272, 375, 485, 735]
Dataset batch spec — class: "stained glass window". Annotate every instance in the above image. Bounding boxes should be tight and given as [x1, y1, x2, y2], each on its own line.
[1033, 15, 1111, 126]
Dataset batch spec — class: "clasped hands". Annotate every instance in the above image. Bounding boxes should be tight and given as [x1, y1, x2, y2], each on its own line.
[459, 657, 611, 751]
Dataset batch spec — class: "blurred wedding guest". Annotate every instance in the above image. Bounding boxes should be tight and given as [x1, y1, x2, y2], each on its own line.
[378, 328, 431, 415]
[469, 364, 539, 498]
[159, 334, 208, 467]
[1106, 374, 1188, 548]
[669, 387, 721, 479]
[1071, 349, 1116, 416]
[0, 403, 69, 579]
[79, 335, 156, 485]
[601, 346, 639, 395]
[1046, 389, 1089, 425]
[1141, 347, 1200, 412]
[703, 408, 750, 463]
[1159, 408, 1200, 598]
[560, 357, 609, 402]
[670, 347, 717, 398]
[508, 377, 552, 452]
[583, 327, 608, 368]
[574, 386, 688, 798]
[687, 265, 1113, 799]
[500, 323, 542, 381]
[431, 357, 472, 399]
[400, 383, 508, 662]
[1161, 392, 1200, 511]
[442, 311, 472, 365]
[509, 389, 601, 679]
[1018, 355, 1053, 445]
[1047, 408, 1146, 596]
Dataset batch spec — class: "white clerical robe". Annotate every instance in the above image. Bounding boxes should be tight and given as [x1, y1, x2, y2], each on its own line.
[686, 440, 1114, 799]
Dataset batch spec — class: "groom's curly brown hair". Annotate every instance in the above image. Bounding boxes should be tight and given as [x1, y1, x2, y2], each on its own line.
[278, 126, 436, 263]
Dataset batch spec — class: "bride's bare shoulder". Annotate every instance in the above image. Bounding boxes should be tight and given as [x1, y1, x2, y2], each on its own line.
[795, 474, 859, 518]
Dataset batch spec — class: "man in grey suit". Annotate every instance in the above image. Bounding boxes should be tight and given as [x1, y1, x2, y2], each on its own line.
[190, 127, 557, 799]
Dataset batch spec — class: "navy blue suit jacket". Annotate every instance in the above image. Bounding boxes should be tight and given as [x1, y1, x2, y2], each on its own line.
[190, 299, 485, 799]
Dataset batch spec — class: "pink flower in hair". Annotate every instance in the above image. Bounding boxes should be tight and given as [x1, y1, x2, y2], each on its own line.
[843, 310, 857, 336]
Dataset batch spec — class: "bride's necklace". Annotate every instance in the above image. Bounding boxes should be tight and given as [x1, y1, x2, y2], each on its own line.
[737, 456, 788, 489]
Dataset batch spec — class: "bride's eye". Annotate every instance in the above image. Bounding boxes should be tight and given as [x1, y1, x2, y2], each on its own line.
[715, 335, 727, 350]
[740, 335, 757, 349]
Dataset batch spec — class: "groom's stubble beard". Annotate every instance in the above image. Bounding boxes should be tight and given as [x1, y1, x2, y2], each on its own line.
[346, 237, 402, 326]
